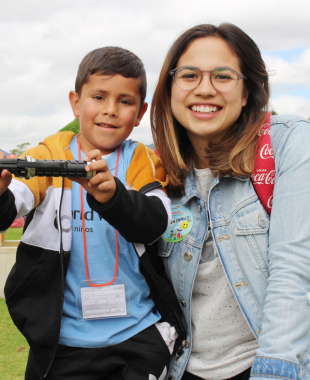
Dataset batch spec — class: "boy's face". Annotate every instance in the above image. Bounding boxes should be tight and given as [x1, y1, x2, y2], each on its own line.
[69, 74, 147, 156]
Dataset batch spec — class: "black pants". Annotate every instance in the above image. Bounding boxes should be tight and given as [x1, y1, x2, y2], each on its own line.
[25, 324, 170, 380]
[181, 367, 251, 380]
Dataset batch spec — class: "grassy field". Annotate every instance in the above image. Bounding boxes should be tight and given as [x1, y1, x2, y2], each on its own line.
[0, 299, 29, 379]
[4, 228, 23, 241]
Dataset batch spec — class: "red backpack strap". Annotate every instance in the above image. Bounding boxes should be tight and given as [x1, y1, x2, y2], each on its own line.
[251, 113, 275, 215]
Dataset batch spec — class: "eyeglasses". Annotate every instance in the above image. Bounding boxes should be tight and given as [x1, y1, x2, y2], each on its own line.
[169, 65, 247, 92]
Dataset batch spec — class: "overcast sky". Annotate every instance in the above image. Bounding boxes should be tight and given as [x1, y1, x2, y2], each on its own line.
[0, 0, 309, 152]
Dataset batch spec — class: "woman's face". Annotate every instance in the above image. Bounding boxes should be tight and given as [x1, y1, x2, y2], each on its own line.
[171, 36, 248, 151]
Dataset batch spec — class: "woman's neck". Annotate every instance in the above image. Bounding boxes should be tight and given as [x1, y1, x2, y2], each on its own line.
[187, 132, 210, 169]
[192, 143, 210, 169]
[194, 155, 209, 169]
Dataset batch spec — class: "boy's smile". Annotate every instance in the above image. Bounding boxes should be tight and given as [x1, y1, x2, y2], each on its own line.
[69, 74, 147, 156]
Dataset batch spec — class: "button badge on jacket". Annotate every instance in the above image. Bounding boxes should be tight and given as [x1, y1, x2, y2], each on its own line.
[162, 205, 193, 242]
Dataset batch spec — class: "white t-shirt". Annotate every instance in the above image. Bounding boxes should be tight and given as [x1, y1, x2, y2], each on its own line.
[186, 167, 257, 379]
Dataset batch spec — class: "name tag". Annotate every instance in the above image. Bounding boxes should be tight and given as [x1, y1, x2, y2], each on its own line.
[81, 284, 127, 319]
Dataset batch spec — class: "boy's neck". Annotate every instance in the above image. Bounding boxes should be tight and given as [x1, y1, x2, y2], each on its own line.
[78, 134, 119, 157]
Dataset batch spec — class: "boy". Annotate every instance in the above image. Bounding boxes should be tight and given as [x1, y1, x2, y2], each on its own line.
[0, 47, 186, 380]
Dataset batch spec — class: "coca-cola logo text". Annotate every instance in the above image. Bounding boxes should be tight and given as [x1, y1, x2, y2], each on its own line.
[258, 123, 271, 136]
[260, 144, 274, 160]
[251, 170, 275, 185]
[267, 195, 273, 209]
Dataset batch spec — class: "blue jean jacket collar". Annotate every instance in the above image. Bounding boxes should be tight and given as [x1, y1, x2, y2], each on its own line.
[181, 166, 250, 205]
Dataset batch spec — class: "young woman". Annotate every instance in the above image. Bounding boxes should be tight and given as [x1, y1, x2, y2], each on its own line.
[151, 23, 310, 380]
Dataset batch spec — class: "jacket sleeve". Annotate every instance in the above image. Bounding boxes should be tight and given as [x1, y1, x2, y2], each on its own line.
[87, 177, 169, 244]
[0, 145, 51, 227]
[0, 175, 38, 231]
[0, 189, 18, 231]
[11, 144, 54, 209]
[250, 118, 310, 380]
[125, 142, 169, 193]
[3, 132, 74, 211]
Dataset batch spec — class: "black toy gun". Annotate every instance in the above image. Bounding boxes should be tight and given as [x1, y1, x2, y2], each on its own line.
[0, 156, 96, 179]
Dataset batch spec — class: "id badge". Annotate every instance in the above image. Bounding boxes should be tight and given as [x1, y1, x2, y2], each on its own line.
[76, 278, 131, 320]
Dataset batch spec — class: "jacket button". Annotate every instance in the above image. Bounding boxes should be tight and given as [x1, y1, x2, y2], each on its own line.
[197, 205, 202, 212]
[183, 340, 190, 348]
[216, 235, 230, 242]
[184, 252, 192, 261]
[180, 299, 186, 307]
[258, 218, 267, 228]
[234, 281, 247, 289]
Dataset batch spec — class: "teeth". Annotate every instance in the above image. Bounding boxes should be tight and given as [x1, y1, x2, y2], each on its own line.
[191, 106, 218, 113]
[97, 123, 116, 128]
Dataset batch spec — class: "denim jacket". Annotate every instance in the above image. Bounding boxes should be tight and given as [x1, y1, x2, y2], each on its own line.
[159, 115, 310, 380]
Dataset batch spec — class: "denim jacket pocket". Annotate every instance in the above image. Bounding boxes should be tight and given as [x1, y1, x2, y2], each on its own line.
[158, 237, 174, 257]
[231, 199, 270, 271]
[232, 198, 269, 235]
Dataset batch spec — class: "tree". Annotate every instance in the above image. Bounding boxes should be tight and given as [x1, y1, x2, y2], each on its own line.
[271, 109, 278, 115]
[10, 142, 31, 157]
[59, 118, 80, 134]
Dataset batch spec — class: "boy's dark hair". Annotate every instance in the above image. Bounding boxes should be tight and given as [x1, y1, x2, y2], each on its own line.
[75, 47, 147, 104]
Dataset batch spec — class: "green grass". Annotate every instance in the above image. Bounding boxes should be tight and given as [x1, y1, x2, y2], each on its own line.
[4, 228, 23, 241]
[0, 299, 29, 379]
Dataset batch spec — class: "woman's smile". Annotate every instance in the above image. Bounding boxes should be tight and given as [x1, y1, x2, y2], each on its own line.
[188, 103, 222, 121]
[190, 105, 219, 113]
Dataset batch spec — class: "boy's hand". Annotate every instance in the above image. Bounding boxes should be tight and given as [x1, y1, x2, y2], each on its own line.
[72, 150, 116, 204]
[0, 152, 12, 197]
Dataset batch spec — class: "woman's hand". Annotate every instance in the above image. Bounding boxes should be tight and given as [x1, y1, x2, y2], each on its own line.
[0, 152, 12, 197]
[71, 149, 116, 204]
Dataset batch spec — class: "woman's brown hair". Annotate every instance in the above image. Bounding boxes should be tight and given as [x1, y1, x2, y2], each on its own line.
[151, 23, 269, 193]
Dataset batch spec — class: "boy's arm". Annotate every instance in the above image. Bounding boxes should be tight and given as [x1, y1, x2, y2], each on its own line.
[0, 151, 12, 196]
[0, 152, 16, 230]
[74, 147, 170, 244]
[87, 178, 169, 244]
[0, 189, 18, 231]
[0, 142, 57, 230]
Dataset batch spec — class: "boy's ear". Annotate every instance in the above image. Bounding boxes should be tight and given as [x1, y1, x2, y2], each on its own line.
[69, 91, 80, 118]
[134, 102, 148, 127]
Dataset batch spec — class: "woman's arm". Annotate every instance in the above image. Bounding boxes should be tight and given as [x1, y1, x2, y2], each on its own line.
[251, 117, 310, 379]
